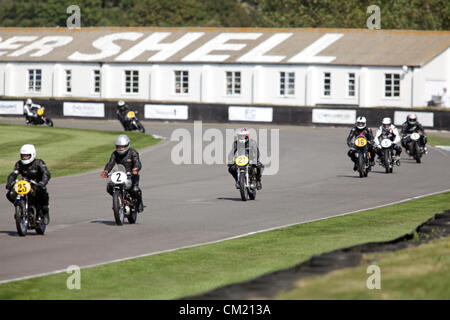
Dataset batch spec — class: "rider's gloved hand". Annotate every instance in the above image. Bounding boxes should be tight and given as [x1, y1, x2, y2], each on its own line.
[36, 181, 46, 191]
[132, 168, 139, 175]
[100, 170, 108, 178]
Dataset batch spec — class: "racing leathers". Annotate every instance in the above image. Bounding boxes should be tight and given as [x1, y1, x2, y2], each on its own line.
[401, 121, 427, 150]
[374, 124, 402, 159]
[23, 103, 41, 123]
[103, 148, 144, 212]
[227, 139, 264, 190]
[346, 127, 376, 167]
[116, 104, 132, 131]
[5, 159, 51, 222]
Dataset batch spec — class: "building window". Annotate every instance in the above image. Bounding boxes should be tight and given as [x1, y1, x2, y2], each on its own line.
[175, 70, 189, 94]
[125, 70, 139, 93]
[65, 70, 72, 93]
[226, 71, 241, 95]
[28, 69, 41, 92]
[280, 72, 295, 96]
[385, 73, 400, 97]
[323, 72, 331, 96]
[348, 73, 355, 97]
[93, 69, 101, 93]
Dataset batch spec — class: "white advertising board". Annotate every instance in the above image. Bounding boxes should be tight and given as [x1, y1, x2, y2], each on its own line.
[63, 102, 105, 117]
[0, 100, 24, 115]
[145, 104, 188, 120]
[312, 109, 356, 124]
[228, 106, 273, 122]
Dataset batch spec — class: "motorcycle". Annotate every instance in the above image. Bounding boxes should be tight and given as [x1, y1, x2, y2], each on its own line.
[108, 165, 138, 225]
[353, 136, 372, 178]
[28, 107, 54, 127]
[379, 135, 399, 174]
[124, 110, 145, 133]
[12, 179, 46, 236]
[404, 132, 425, 163]
[234, 150, 257, 201]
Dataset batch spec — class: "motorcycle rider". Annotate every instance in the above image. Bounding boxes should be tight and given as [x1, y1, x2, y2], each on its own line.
[401, 113, 428, 154]
[23, 99, 41, 124]
[101, 134, 144, 213]
[116, 100, 132, 131]
[5, 144, 51, 224]
[346, 116, 376, 170]
[227, 128, 264, 190]
[374, 117, 402, 164]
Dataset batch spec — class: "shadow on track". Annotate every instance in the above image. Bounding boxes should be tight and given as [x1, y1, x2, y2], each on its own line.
[90, 220, 117, 226]
[217, 197, 244, 202]
[0, 230, 40, 237]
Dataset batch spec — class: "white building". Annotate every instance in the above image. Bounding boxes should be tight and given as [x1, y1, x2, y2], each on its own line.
[0, 27, 449, 108]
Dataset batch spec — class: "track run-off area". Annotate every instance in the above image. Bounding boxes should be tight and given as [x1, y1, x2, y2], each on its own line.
[0, 118, 449, 283]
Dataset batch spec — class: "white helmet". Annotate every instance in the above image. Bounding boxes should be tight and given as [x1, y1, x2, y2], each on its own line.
[356, 116, 367, 129]
[382, 117, 392, 129]
[115, 134, 130, 155]
[20, 144, 36, 165]
[117, 100, 125, 107]
[26, 98, 32, 105]
[236, 128, 249, 143]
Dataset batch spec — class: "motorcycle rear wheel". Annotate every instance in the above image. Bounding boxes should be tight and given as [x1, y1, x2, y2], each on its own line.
[35, 208, 46, 235]
[127, 202, 137, 224]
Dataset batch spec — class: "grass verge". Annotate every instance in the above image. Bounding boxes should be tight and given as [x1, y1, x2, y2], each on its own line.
[0, 124, 161, 184]
[427, 135, 450, 146]
[276, 236, 450, 299]
[0, 191, 449, 299]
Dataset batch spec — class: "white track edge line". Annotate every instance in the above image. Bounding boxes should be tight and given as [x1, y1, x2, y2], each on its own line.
[1, 187, 449, 285]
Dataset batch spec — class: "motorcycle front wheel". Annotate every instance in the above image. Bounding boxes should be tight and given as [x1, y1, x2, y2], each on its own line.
[358, 154, 365, 178]
[113, 191, 125, 225]
[136, 122, 145, 133]
[14, 203, 28, 236]
[239, 173, 248, 201]
[384, 149, 392, 174]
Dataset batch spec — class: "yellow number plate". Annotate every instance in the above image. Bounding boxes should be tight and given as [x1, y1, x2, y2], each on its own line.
[355, 137, 367, 147]
[37, 108, 44, 116]
[235, 156, 249, 166]
[127, 111, 135, 118]
[14, 180, 32, 195]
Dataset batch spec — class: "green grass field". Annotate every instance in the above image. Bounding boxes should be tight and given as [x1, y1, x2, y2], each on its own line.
[0, 191, 449, 300]
[0, 124, 161, 184]
[276, 236, 450, 300]
[427, 135, 450, 146]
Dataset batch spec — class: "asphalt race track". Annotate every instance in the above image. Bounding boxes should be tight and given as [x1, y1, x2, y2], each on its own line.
[0, 119, 449, 282]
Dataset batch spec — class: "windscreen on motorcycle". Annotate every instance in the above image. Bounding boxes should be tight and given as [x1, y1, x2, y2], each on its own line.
[235, 141, 257, 165]
[111, 164, 127, 174]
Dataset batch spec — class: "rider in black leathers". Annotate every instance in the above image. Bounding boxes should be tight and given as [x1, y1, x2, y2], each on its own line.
[401, 114, 428, 153]
[116, 100, 132, 131]
[101, 134, 144, 212]
[5, 144, 51, 224]
[346, 116, 376, 170]
[227, 128, 264, 190]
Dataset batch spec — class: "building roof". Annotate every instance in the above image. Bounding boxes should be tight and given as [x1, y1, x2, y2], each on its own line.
[0, 27, 448, 67]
